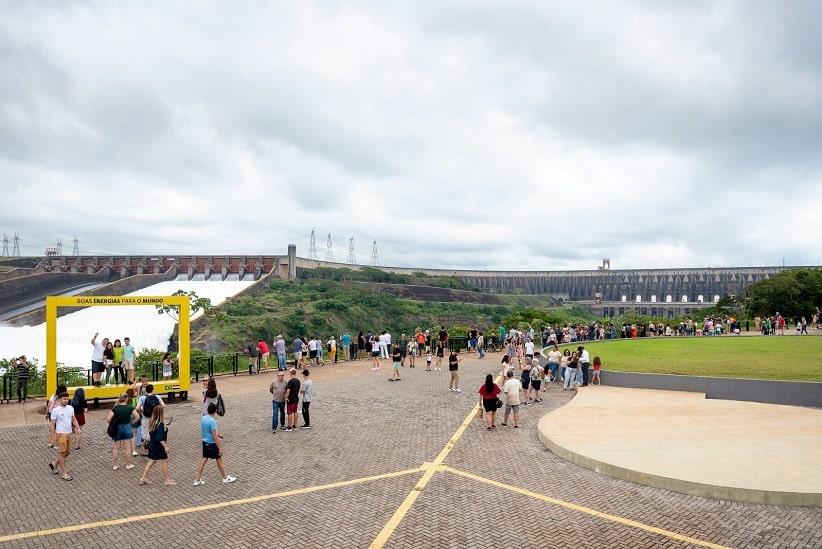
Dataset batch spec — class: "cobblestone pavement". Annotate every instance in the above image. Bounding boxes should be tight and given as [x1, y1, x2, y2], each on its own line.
[1, 354, 820, 548]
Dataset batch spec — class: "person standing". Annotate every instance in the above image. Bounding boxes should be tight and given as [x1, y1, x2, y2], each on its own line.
[193, 402, 236, 485]
[547, 345, 561, 383]
[269, 370, 287, 433]
[274, 335, 287, 370]
[112, 339, 125, 384]
[307, 336, 318, 365]
[49, 391, 80, 481]
[293, 336, 304, 368]
[122, 337, 136, 384]
[357, 331, 366, 360]
[478, 374, 501, 430]
[434, 340, 445, 371]
[258, 339, 270, 373]
[341, 332, 351, 361]
[103, 340, 115, 385]
[140, 405, 176, 486]
[14, 355, 30, 403]
[299, 369, 313, 429]
[137, 384, 165, 455]
[107, 393, 139, 470]
[477, 331, 485, 359]
[501, 370, 522, 428]
[447, 350, 462, 392]
[161, 352, 173, 381]
[90, 333, 107, 386]
[578, 346, 590, 387]
[327, 336, 337, 364]
[245, 340, 260, 374]
[389, 343, 402, 381]
[438, 326, 449, 353]
[284, 368, 301, 431]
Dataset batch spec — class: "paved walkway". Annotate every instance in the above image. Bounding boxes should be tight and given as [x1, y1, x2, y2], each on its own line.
[1, 354, 820, 548]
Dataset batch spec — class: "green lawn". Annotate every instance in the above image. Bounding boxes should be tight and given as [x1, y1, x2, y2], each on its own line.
[557, 336, 822, 382]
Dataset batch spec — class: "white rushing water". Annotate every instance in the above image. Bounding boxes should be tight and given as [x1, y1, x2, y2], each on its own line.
[0, 280, 255, 369]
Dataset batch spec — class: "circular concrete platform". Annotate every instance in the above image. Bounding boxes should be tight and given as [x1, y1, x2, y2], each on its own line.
[537, 386, 822, 506]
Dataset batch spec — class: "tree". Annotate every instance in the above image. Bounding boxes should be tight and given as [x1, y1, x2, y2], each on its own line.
[745, 269, 822, 319]
[155, 290, 215, 321]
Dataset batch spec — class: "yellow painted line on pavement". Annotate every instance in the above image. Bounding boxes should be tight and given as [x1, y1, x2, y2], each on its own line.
[369, 398, 484, 549]
[445, 467, 732, 549]
[0, 467, 423, 544]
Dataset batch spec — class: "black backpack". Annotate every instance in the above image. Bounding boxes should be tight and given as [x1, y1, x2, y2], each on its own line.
[142, 394, 160, 419]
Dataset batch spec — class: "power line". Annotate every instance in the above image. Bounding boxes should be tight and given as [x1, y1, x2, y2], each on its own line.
[347, 237, 356, 265]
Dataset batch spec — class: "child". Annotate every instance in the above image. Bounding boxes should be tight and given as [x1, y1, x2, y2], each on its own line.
[426, 350, 433, 372]
[140, 406, 176, 486]
[592, 356, 602, 385]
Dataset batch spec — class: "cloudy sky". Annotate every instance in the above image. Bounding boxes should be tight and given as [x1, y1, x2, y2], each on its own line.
[2, 1, 821, 271]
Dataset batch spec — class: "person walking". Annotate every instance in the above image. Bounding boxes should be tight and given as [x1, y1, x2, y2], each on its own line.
[193, 402, 236, 485]
[477, 331, 485, 359]
[139, 405, 176, 486]
[107, 393, 139, 470]
[202, 378, 222, 416]
[501, 370, 522, 428]
[284, 368, 301, 431]
[448, 350, 462, 392]
[70, 387, 87, 450]
[48, 391, 80, 481]
[299, 369, 313, 429]
[269, 370, 287, 433]
[478, 374, 501, 430]
[389, 343, 402, 381]
[137, 384, 165, 456]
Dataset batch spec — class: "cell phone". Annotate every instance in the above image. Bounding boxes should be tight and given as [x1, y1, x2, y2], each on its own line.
[165, 417, 174, 425]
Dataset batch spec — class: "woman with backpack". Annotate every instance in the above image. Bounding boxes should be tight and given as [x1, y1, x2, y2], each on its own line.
[106, 393, 139, 470]
[202, 378, 222, 416]
[70, 387, 87, 450]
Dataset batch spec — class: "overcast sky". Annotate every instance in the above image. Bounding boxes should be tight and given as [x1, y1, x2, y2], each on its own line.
[2, 1, 821, 271]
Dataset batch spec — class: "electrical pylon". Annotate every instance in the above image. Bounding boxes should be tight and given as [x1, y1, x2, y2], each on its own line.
[371, 240, 379, 266]
[347, 237, 356, 265]
[308, 229, 318, 260]
[325, 233, 334, 262]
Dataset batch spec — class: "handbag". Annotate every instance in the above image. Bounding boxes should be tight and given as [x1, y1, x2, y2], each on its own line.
[216, 394, 226, 417]
[107, 414, 118, 438]
[476, 406, 483, 420]
[495, 397, 503, 410]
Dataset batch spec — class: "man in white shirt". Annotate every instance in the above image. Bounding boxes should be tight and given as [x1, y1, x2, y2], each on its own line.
[90, 332, 108, 386]
[578, 346, 591, 387]
[49, 392, 80, 480]
[501, 370, 522, 429]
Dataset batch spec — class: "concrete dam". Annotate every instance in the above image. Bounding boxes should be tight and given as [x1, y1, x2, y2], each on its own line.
[0, 246, 807, 320]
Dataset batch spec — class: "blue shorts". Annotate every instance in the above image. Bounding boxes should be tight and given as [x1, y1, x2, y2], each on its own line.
[113, 424, 132, 441]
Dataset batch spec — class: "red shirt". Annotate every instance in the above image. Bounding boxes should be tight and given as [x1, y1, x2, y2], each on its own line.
[478, 384, 501, 400]
[258, 341, 270, 354]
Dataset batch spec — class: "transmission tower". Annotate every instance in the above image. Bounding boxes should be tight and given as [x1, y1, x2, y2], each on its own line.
[371, 240, 379, 266]
[308, 229, 318, 260]
[347, 237, 356, 265]
[12, 232, 20, 257]
[325, 233, 335, 262]
[56, 238, 63, 255]
[72, 235, 79, 256]
[1, 233, 8, 257]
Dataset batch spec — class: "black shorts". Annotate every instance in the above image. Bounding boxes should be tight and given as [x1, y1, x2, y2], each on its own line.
[531, 379, 542, 391]
[521, 375, 531, 390]
[202, 442, 221, 459]
[91, 360, 104, 373]
[482, 399, 497, 412]
[309, 350, 317, 359]
[148, 448, 168, 461]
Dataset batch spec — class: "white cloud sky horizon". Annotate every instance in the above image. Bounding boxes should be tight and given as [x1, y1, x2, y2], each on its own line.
[2, 1, 821, 271]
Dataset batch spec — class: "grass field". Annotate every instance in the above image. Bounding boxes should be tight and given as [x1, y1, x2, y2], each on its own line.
[555, 335, 822, 382]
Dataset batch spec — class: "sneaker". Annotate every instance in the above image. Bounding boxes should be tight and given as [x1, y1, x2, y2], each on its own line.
[272, 430, 277, 434]
[500, 423, 507, 427]
[193, 480, 205, 486]
[455, 388, 462, 392]
[222, 475, 237, 484]
[514, 425, 519, 428]
[301, 425, 311, 429]
[284, 427, 291, 432]
[125, 464, 134, 470]
[132, 451, 139, 456]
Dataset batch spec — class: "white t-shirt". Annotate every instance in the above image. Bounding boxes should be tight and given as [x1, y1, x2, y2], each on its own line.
[308, 339, 317, 352]
[547, 350, 561, 364]
[525, 341, 535, 355]
[91, 341, 105, 362]
[502, 378, 522, 405]
[51, 404, 75, 434]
